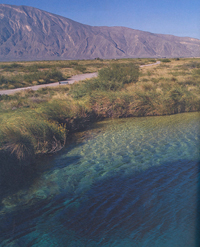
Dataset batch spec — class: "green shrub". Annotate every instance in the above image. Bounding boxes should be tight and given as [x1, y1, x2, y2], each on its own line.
[161, 58, 171, 63]
[98, 63, 139, 84]
[74, 65, 87, 73]
[70, 63, 139, 99]
[149, 59, 157, 63]
[45, 69, 64, 82]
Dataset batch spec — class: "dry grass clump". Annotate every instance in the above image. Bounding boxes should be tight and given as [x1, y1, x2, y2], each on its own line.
[1, 127, 35, 160]
[0, 112, 66, 161]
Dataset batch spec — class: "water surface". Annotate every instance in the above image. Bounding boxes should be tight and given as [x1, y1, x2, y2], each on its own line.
[0, 112, 199, 246]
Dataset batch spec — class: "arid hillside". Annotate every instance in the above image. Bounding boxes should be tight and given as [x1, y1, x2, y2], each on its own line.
[0, 4, 200, 61]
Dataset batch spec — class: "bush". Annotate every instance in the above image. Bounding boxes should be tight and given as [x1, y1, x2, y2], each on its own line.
[149, 59, 157, 63]
[98, 63, 139, 84]
[45, 69, 64, 82]
[74, 65, 87, 73]
[161, 59, 171, 63]
[70, 63, 139, 99]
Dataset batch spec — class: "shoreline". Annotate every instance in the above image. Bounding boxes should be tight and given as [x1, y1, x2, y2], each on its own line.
[1, 109, 199, 167]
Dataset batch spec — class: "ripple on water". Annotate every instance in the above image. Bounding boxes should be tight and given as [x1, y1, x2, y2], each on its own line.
[0, 112, 200, 246]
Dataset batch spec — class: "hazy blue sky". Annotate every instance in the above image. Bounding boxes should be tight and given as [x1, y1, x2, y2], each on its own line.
[1, 0, 200, 39]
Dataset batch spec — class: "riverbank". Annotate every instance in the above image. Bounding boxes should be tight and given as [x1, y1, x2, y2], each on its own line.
[0, 58, 199, 165]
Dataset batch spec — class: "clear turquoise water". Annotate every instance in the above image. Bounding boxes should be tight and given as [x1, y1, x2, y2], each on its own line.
[0, 112, 199, 246]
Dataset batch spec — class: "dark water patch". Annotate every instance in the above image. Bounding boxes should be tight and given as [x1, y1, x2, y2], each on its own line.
[0, 112, 199, 246]
[1, 159, 198, 246]
[57, 160, 199, 246]
[0, 161, 39, 203]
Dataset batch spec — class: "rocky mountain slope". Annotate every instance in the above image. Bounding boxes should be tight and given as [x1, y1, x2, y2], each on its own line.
[0, 4, 200, 61]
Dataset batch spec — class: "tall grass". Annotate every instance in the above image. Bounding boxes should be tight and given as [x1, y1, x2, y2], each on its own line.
[0, 98, 92, 162]
[0, 111, 66, 161]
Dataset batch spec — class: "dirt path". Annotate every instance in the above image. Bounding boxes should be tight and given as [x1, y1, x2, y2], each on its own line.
[0, 61, 160, 95]
[0, 72, 98, 95]
[140, 61, 161, 67]
[62, 72, 98, 85]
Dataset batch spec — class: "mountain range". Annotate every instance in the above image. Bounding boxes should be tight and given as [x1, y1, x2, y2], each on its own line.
[0, 4, 200, 61]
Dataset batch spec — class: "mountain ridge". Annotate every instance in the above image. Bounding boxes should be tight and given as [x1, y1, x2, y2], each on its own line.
[0, 4, 200, 61]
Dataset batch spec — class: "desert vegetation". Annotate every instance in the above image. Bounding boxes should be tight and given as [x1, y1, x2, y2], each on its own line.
[0, 59, 106, 89]
[0, 58, 199, 164]
[0, 58, 155, 89]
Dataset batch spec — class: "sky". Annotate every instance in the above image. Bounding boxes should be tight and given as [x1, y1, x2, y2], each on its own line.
[0, 0, 200, 39]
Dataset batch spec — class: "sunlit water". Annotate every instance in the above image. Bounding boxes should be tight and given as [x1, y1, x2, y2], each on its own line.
[0, 112, 199, 247]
